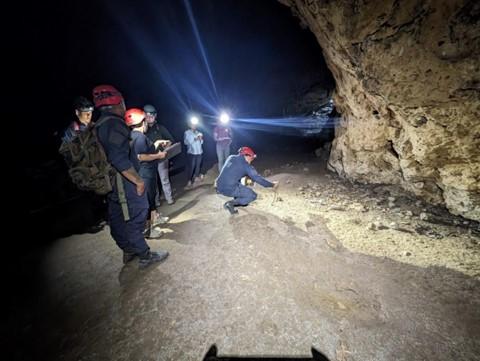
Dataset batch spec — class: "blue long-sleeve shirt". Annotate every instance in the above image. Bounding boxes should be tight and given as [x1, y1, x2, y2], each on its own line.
[216, 154, 273, 193]
[184, 129, 203, 155]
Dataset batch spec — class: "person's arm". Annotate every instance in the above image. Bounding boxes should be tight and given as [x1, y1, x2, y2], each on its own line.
[137, 151, 167, 162]
[62, 126, 76, 143]
[245, 164, 274, 188]
[213, 127, 219, 142]
[121, 167, 145, 196]
[184, 130, 193, 146]
[99, 122, 146, 195]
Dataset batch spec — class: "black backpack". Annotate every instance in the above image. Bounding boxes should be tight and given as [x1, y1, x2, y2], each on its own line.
[59, 117, 116, 195]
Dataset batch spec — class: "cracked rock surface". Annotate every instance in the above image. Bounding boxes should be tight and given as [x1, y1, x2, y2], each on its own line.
[280, 0, 480, 221]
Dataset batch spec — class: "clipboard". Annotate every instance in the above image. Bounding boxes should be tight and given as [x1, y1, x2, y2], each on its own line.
[164, 142, 182, 160]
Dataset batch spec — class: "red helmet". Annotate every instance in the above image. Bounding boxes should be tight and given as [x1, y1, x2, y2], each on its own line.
[92, 85, 124, 108]
[124, 108, 145, 126]
[238, 146, 256, 158]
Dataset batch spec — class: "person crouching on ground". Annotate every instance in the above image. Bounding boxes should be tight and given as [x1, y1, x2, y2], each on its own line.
[215, 146, 278, 214]
[125, 108, 167, 239]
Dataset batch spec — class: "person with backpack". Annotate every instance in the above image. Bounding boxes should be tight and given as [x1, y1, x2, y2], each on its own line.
[93, 85, 169, 269]
[125, 108, 167, 240]
[215, 146, 278, 215]
[62, 96, 94, 143]
[144, 104, 176, 206]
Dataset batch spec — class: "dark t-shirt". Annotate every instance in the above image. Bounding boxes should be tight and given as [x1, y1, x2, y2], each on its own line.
[146, 122, 174, 149]
[131, 131, 157, 178]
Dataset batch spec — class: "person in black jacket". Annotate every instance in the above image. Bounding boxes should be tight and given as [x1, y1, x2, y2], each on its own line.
[144, 104, 176, 205]
[93, 85, 169, 269]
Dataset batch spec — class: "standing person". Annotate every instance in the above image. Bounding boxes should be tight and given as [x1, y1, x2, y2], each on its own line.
[183, 116, 204, 189]
[215, 146, 278, 214]
[144, 104, 176, 205]
[213, 112, 233, 172]
[125, 108, 167, 239]
[93, 85, 168, 269]
[62, 96, 94, 142]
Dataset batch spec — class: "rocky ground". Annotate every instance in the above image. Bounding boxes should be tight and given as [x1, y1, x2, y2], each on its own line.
[8, 153, 480, 361]
[257, 154, 480, 279]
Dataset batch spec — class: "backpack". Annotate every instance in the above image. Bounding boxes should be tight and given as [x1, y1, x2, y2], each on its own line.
[59, 117, 116, 195]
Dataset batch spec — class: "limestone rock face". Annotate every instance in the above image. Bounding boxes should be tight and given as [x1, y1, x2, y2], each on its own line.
[280, 0, 480, 220]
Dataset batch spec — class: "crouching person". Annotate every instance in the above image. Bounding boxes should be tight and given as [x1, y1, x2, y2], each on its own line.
[215, 146, 278, 214]
[93, 85, 168, 269]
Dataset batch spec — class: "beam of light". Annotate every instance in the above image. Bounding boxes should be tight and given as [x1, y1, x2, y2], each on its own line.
[233, 115, 341, 136]
[177, 77, 219, 114]
[182, 0, 218, 102]
[105, 2, 190, 113]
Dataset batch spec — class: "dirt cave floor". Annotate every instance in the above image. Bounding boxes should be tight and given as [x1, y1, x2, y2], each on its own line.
[17, 155, 480, 361]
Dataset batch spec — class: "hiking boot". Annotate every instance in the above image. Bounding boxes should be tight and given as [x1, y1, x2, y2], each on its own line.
[123, 251, 136, 264]
[145, 227, 164, 239]
[152, 216, 169, 226]
[223, 201, 238, 215]
[138, 250, 169, 269]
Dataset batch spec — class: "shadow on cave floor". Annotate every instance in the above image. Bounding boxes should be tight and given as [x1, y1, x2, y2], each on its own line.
[7, 147, 480, 361]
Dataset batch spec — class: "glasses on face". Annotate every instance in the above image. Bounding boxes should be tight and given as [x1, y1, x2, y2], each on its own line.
[145, 113, 157, 117]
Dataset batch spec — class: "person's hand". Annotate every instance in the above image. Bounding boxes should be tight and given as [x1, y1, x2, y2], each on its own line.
[158, 151, 167, 159]
[154, 140, 163, 148]
[164, 140, 172, 147]
[136, 180, 146, 196]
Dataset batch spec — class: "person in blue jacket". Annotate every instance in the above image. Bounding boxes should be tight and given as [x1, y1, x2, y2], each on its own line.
[215, 146, 278, 214]
[125, 108, 168, 240]
[92, 85, 169, 269]
[62, 96, 94, 143]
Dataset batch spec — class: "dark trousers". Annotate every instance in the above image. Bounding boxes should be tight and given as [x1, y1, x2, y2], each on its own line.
[219, 184, 257, 206]
[187, 153, 202, 182]
[143, 176, 157, 214]
[107, 183, 149, 256]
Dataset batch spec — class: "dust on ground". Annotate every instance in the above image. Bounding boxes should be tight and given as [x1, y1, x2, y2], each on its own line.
[9, 155, 480, 361]
[251, 156, 480, 279]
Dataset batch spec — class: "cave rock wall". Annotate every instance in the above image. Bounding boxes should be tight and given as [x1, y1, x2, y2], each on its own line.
[280, 0, 480, 221]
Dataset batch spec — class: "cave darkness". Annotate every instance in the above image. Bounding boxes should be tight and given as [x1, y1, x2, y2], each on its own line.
[19, 0, 334, 162]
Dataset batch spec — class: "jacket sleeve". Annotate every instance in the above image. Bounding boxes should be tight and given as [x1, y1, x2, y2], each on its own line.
[245, 164, 274, 188]
[184, 130, 192, 146]
[98, 120, 133, 172]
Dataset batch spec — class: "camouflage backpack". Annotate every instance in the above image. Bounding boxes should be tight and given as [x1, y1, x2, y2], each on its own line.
[59, 117, 116, 195]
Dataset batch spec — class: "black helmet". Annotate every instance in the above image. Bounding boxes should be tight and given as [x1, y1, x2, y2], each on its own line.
[143, 104, 157, 114]
[73, 96, 94, 112]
